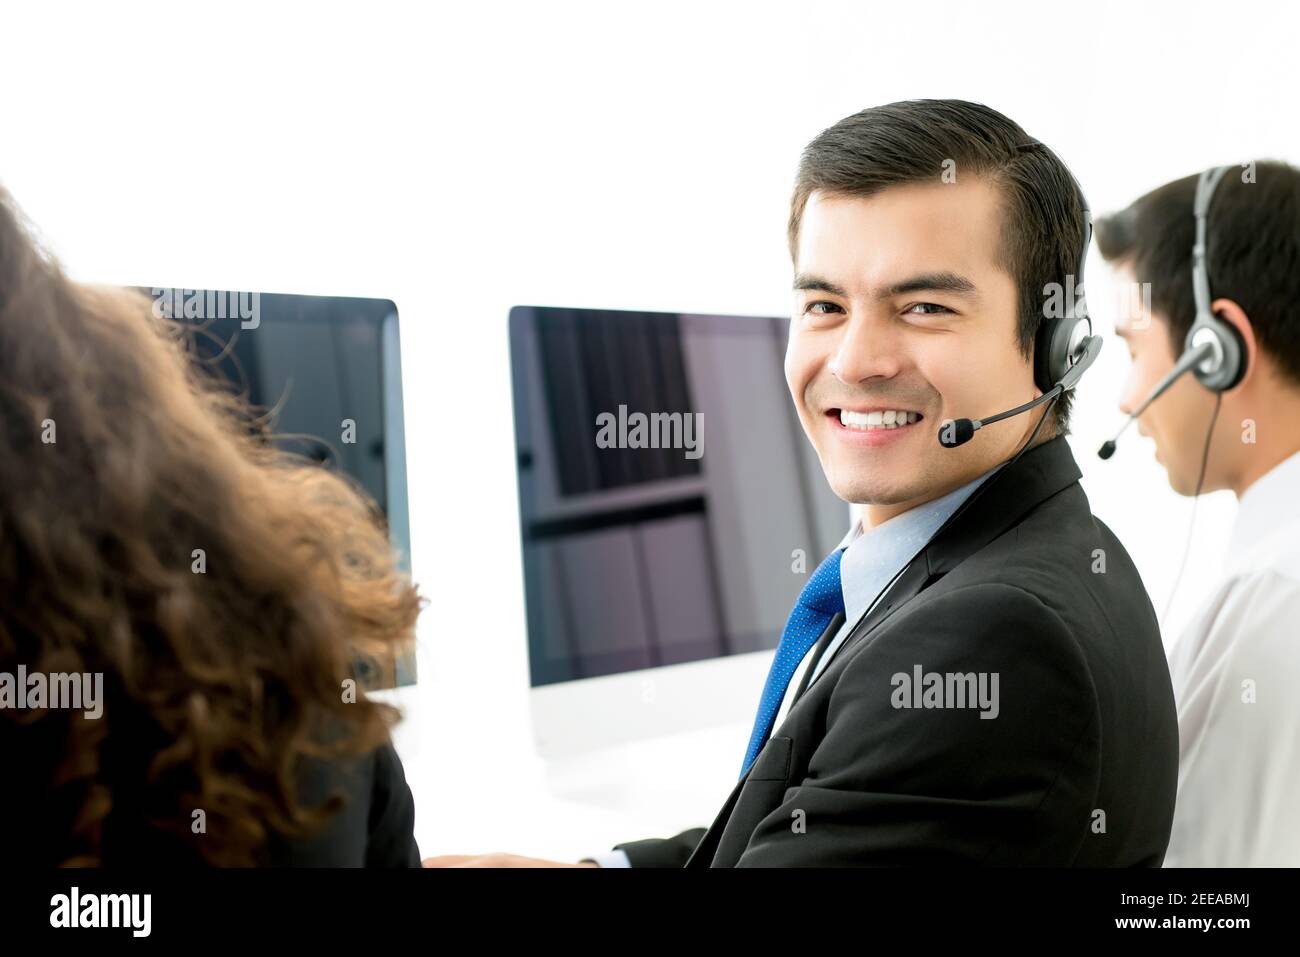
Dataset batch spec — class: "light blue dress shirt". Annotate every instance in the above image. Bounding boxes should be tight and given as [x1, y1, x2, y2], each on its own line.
[583, 463, 1003, 867]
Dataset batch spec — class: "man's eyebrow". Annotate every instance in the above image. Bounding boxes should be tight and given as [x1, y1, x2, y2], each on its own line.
[878, 271, 978, 299]
[792, 271, 979, 300]
[792, 273, 849, 297]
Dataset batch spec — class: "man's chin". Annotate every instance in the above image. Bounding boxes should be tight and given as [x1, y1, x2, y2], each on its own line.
[827, 477, 917, 508]
[1159, 461, 1197, 497]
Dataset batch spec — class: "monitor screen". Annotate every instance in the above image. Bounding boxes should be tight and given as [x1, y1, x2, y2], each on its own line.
[509, 305, 849, 687]
[139, 286, 413, 686]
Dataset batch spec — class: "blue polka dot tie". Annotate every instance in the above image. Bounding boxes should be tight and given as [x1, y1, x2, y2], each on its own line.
[739, 546, 845, 779]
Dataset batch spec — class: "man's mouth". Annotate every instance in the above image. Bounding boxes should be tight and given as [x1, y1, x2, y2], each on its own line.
[827, 408, 924, 432]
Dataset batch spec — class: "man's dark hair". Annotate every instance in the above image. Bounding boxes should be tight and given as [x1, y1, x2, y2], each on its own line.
[1095, 161, 1300, 389]
[787, 99, 1088, 434]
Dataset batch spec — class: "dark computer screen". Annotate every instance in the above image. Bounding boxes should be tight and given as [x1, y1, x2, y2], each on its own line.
[139, 287, 413, 685]
[509, 305, 848, 687]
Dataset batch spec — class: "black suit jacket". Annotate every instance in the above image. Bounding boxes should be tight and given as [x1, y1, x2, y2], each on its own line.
[612, 436, 1178, 867]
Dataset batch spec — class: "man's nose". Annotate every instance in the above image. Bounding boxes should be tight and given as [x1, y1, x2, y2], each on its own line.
[1117, 366, 1144, 418]
[827, 313, 901, 385]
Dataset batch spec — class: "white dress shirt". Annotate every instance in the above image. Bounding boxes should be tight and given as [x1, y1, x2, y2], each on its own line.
[585, 465, 1002, 867]
[1163, 448, 1300, 867]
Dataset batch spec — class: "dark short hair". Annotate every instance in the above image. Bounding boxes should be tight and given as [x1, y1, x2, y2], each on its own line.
[1095, 161, 1300, 389]
[787, 99, 1088, 434]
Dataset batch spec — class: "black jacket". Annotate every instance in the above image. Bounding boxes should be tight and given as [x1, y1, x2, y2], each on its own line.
[612, 436, 1178, 867]
[261, 740, 422, 867]
[3, 699, 422, 867]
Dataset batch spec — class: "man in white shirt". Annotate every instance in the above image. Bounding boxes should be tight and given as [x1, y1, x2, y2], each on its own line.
[1097, 160, 1300, 866]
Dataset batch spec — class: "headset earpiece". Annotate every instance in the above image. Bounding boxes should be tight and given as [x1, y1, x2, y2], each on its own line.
[1036, 310, 1090, 394]
[1185, 309, 1246, 392]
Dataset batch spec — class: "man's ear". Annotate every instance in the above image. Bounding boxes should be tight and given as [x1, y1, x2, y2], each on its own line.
[1210, 297, 1258, 392]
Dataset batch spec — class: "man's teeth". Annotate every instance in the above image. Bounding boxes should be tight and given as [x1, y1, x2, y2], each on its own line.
[838, 409, 921, 430]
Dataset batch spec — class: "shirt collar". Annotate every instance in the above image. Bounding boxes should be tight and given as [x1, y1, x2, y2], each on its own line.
[835, 463, 1005, 625]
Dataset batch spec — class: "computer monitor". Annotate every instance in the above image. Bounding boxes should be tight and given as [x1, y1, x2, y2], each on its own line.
[509, 305, 849, 758]
[138, 286, 414, 687]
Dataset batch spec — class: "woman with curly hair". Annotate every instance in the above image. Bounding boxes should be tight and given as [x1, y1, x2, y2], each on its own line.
[0, 186, 425, 866]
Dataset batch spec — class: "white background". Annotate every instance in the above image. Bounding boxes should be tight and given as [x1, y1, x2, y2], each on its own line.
[3, 0, 1297, 860]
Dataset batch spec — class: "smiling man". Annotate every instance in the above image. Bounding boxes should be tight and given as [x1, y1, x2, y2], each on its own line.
[427, 100, 1179, 869]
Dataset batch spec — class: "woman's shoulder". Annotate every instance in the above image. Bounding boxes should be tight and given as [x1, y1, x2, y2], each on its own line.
[265, 738, 421, 868]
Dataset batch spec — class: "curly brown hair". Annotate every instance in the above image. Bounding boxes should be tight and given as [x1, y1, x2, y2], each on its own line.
[0, 186, 423, 866]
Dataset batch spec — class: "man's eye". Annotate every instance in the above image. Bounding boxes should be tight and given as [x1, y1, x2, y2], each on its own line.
[804, 301, 842, 316]
[906, 302, 951, 315]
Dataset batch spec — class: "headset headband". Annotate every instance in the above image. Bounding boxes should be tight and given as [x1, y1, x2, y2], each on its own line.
[1193, 165, 1232, 323]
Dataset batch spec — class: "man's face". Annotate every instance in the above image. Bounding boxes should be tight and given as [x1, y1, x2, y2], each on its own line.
[785, 180, 1045, 524]
[1113, 262, 1225, 495]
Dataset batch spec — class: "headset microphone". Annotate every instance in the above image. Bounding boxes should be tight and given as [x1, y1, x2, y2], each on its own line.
[1097, 165, 1246, 459]
[940, 333, 1102, 448]
[1096, 337, 1218, 459]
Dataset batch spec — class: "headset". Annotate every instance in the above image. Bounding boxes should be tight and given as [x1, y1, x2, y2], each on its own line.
[1098, 164, 1248, 458]
[939, 140, 1103, 448]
